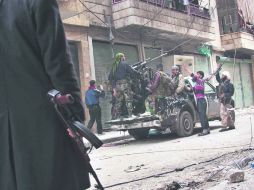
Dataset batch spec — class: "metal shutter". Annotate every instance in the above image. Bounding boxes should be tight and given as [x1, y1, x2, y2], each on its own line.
[221, 60, 254, 108]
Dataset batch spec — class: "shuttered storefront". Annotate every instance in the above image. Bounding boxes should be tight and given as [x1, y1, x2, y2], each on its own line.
[240, 62, 254, 107]
[93, 41, 139, 128]
[221, 60, 254, 108]
[144, 47, 162, 70]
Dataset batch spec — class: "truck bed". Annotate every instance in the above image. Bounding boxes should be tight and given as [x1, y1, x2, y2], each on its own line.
[105, 113, 160, 125]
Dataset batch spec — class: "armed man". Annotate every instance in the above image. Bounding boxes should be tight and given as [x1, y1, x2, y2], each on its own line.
[0, 0, 90, 190]
[216, 69, 235, 131]
[146, 64, 175, 113]
[108, 53, 136, 119]
[171, 65, 185, 97]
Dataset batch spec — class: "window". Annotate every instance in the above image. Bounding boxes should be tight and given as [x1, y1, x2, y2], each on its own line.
[224, 15, 232, 25]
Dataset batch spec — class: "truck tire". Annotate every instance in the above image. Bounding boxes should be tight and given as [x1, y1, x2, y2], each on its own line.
[176, 111, 194, 137]
[128, 128, 150, 140]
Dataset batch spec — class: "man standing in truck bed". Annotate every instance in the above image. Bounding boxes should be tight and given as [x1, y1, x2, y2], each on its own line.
[171, 65, 185, 97]
[108, 53, 135, 119]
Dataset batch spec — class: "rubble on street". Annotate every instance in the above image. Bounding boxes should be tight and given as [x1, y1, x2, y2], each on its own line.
[89, 109, 254, 190]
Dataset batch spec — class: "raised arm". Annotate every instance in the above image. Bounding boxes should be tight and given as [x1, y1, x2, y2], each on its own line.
[183, 64, 197, 82]
[216, 72, 222, 84]
[182, 64, 193, 75]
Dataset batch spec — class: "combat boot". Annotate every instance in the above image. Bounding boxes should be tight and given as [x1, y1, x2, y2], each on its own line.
[228, 125, 235, 130]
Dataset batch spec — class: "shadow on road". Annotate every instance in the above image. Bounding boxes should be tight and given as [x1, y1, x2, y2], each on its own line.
[106, 125, 222, 147]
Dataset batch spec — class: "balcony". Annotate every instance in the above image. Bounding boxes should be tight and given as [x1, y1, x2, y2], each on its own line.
[221, 32, 254, 55]
[113, 0, 210, 19]
[112, 0, 215, 42]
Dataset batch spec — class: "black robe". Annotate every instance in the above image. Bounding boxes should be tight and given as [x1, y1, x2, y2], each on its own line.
[0, 0, 90, 189]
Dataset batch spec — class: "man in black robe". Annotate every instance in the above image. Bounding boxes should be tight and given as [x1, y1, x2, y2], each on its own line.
[0, 0, 90, 189]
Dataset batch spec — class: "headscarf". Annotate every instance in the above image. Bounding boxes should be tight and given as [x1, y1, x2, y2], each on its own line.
[112, 53, 124, 76]
[172, 65, 179, 70]
[222, 71, 231, 80]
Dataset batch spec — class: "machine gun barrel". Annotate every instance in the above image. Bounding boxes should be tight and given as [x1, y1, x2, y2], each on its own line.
[131, 50, 173, 71]
[131, 58, 151, 70]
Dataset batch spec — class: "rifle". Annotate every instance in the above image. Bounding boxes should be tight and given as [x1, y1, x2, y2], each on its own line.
[205, 57, 226, 81]
[47, 89, 104, 190]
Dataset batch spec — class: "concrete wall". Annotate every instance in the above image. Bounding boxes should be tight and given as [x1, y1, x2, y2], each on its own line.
[64, 26, 91, 103]
[59, 0, 89, 26]
[208, 0, 223, 51]
[60, 0, 112, 27]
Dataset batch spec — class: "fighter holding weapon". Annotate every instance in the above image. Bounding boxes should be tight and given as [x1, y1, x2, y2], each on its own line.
[48, 90, 104, 190]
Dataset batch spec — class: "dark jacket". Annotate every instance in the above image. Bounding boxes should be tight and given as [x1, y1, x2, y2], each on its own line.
[0, 0, 90, 190]
[108, 61, 135, 87]
[216, 73, 234, 104]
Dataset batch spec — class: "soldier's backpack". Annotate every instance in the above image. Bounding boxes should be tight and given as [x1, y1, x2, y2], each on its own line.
[156, 71, 174, 96]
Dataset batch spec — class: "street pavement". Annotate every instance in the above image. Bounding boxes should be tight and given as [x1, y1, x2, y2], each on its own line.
[88, 108, 254, 190]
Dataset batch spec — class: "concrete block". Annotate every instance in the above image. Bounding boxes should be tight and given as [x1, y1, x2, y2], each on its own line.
[228, 170, 245, 183]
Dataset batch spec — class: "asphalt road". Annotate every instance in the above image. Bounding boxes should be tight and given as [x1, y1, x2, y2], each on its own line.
[88, 108, 254, 190]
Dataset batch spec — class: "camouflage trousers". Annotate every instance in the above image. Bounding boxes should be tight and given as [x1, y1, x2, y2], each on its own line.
[220, 103, 235, 128]
[114, 80, 133, 118]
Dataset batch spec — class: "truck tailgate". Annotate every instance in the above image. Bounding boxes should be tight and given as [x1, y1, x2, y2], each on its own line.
[105, 114, 161, 131]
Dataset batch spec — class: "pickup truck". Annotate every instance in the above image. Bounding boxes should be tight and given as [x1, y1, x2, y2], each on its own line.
[106, 78, 233, 140]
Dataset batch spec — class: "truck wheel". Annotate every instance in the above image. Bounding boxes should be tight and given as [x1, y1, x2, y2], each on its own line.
[128, 128, 150, 140]
[176, 111, 194, 137]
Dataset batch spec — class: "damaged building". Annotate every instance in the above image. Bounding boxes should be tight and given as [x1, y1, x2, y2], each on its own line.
[57, 0, 254, 128]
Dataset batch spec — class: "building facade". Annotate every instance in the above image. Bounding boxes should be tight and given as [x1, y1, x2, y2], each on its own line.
[57, 0, 254, 127]
[216, 0, 254, 108]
